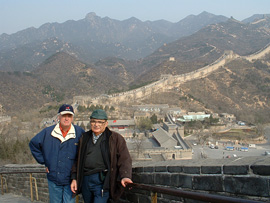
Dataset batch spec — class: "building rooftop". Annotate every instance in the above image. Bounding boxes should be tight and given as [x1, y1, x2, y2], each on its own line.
[152, 127, 177, 148]
[108, 119, 135, 126]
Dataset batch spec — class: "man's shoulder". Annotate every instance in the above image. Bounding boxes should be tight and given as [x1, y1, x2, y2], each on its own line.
[33, 125, 55, 139]
[110, 130, 124, 139]
[42, 125, 56, 132]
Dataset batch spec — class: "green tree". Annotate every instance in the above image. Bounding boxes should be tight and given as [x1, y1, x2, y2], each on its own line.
[77, 105, 87, 112]
[89, 104, 96, 111]
[137, 117, 153, 131]
[96, 105, 103, 110]
[209, 115, 219, 124]
[150, 114, 158, 124]
[104, 105, 109, 111]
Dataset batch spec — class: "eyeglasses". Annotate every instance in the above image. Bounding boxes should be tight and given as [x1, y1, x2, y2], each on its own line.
[90, 120, 106, 125]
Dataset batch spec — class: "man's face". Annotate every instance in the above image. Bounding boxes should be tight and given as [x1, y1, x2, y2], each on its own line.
[59, 114, 73, 129]
[90, 119, 108, 135]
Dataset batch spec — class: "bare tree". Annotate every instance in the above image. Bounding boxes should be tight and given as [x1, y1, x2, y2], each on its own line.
[132, 133, 146, 159]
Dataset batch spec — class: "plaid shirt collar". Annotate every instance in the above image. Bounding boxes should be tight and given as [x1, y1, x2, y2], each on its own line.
[92, 132, 103, 144]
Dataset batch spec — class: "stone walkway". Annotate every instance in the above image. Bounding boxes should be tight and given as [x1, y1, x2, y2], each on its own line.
[0, 193, 42, 203]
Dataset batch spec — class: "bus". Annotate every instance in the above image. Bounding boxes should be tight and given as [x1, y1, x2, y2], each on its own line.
[226, 146, 234, 151]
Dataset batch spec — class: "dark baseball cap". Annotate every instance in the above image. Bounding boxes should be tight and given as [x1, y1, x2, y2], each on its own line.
[58, 104, 74, 115]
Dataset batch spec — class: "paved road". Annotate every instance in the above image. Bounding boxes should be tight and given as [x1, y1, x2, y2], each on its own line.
[192, 144, 270, 159]
[0, 193, 41, 203]
[186, 125, 270, 159]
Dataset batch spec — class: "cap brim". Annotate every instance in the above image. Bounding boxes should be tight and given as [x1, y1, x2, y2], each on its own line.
[60, 111, 74, 115]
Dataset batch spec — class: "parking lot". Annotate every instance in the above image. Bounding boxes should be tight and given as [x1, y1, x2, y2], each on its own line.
[189, 126, 270, 159]
[192, 143, 270, 159]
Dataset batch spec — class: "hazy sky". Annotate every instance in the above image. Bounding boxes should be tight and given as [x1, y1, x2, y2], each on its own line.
[1, 0, 269, 35]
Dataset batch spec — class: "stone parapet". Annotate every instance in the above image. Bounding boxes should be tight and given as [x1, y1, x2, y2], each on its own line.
[0, 164, 48, 202]
[123, 156, 270, 202]
[1, 157, 270, 202]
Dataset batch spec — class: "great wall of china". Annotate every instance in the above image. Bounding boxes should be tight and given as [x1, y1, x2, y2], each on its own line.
[73, 43, 270, 107]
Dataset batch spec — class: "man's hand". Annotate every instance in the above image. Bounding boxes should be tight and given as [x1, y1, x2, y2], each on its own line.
[70, 179, 77, 193]
[121, 178, 133, 187]
[45, 167, 49, 173]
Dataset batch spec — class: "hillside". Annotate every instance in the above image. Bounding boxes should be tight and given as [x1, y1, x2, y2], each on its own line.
[140, 54, 270, 124]
[187, 55, 270, 123]
[0, 52, 127, 115]
[0, 14, 270, 125]
[34, 52, 126, 96]
[0, 71, 50, 114]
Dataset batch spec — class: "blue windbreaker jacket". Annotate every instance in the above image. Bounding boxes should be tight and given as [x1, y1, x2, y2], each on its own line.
[29, 124, 84, 185]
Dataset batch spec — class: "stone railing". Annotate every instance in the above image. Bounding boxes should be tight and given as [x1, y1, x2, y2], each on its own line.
[1, 156, 270, 202]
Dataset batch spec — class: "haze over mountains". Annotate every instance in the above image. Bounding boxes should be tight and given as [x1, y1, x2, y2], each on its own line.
[0, 11, 229, 71]
[0, 11, 270, 123]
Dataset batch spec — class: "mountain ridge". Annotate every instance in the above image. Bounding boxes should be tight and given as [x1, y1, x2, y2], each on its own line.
[1, 12, 270, 124]
[0, 11, 229, 71]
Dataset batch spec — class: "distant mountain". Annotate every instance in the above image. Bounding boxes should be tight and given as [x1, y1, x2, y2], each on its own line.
[170, 11, 228, 37]
[1, 12, 270, 124]
[132, 17, 270, 84]
[0, 11, 228, 71]
[242, 14, 270, 23]
[0, 37, 80, 71]
[33, 52, 126, 97]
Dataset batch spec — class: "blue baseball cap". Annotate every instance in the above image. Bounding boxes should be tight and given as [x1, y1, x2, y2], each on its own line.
[58, 104, 74, 115]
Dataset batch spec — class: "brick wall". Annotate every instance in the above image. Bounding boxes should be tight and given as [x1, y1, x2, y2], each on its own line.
[1, 156, 270, 202]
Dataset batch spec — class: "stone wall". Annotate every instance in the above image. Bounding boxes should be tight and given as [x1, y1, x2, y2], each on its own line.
[0, 115, 11, 123]
[244, 43, 270, 62]
[0, 164, 49, 202]
[123, 156, 270, 202]
[1, 156, 270, 202]
[73, 44, 270, 108]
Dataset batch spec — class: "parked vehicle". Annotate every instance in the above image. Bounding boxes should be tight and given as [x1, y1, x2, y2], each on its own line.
[240, 147, 248, 152]
[226, 146, 234, 151]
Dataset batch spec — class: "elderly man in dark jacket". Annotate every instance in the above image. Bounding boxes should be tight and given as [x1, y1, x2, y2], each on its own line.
[71, 109, 132, 203]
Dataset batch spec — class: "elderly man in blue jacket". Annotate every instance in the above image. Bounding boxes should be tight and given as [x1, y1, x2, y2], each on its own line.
[29, 104, 84, 203]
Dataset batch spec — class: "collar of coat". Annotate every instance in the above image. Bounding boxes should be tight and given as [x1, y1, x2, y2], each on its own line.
[89, 127, 112, 137]
[51, 123, 76, 142]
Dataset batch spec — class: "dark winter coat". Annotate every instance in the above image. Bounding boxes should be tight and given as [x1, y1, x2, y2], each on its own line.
[71, 127, 132, 201]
